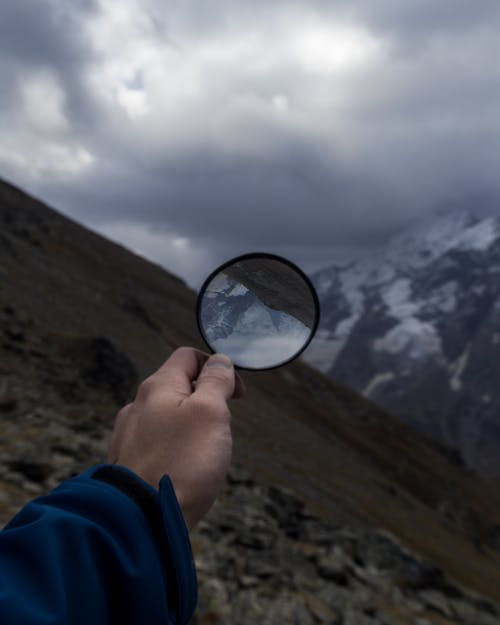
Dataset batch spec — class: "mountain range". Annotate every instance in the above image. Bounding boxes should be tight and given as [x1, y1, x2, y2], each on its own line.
[3, 179, 500, 624]
[305, 211, 500, 474]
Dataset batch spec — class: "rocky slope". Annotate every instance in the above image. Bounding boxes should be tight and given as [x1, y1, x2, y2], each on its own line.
[3, 180, 500, 624]
[304, 211, 500, 474]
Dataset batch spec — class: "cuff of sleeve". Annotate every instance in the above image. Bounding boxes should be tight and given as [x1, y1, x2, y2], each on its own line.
[89, 464, 198, 625]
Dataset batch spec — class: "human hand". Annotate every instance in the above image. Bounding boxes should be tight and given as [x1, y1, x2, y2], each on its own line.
[107, 347, 245, 529]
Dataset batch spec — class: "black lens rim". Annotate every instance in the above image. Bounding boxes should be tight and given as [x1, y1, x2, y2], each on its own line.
[196, 252, 321, 371]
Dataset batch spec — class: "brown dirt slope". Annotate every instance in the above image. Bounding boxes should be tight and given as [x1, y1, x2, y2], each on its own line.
[2, 178, 500, 607]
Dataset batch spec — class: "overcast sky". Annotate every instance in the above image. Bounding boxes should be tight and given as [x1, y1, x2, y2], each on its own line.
[2, 0, 500, 287]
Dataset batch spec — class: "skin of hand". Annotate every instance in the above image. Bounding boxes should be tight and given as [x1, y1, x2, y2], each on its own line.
[107, 347, 245, 530]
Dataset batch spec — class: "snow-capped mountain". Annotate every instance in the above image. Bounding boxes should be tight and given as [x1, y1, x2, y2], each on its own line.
[200, 273, 309, 368]
[304, 211, 500, 473]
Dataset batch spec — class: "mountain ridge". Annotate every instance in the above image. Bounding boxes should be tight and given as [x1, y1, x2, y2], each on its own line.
[305, 209, 500, 473]
[3, 180, 500, 623]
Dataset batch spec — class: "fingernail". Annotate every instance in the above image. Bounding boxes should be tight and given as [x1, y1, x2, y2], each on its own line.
[206, 353, 233, 369]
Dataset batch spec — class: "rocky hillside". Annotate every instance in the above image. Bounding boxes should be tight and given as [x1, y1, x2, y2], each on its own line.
[304, 211, 500, 474]
[3, 180, 500, 624]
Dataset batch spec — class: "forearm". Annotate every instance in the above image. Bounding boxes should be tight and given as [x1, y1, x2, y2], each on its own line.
[0, 465, 197, 625]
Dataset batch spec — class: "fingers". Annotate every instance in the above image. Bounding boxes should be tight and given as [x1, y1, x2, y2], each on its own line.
[107, 403, 132, 463]
[193, 368, 245, 399]
[193, 353, 236, 402]
[233, 371, 246, 399]
[147, 347, 211, 403]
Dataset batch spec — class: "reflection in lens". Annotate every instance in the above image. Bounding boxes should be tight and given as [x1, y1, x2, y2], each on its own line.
[200, 272, 311, 368]
[197, 254, 320, 370]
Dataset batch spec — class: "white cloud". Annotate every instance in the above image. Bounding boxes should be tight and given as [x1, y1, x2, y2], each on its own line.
[116, 85, 149, 119]
[2, 0, 500, 285]
[289, 20, 383, 75]
[0, 139, 94, 180]
[77, 2, 388, 162]
[21, 69, 69, 133]
[0, 66, 94, 181]
[272, 94, 289, 113]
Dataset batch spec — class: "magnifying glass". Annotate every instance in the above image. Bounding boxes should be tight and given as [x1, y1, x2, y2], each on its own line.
[196, 253, 320, 370]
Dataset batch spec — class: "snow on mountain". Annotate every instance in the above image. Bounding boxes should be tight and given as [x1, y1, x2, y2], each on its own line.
[304, 210, 500, 473]
[201, 273, 309, 368]
[307, 212, 500, 372]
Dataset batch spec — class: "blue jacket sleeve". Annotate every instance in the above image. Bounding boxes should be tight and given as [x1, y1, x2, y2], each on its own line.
[0, 465, 198, 625]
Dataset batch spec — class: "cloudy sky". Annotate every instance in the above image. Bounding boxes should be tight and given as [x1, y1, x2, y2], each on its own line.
[2, 0, 500, 287]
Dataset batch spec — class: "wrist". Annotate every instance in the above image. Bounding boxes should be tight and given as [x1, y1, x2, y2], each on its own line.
[91, 465, 162, 532]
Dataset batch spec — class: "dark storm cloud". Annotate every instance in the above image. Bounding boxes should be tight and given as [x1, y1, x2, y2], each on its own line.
[40, 132, 442, 252]
[344, 0, 500, 41]
[0, 0, 92, 67]
[141, 0, 500, 43]
[0, 0, 99, 127]
[2, 0, 500, 284]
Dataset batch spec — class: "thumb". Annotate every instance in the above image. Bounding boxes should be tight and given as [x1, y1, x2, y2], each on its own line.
[195, 353, 235, 401]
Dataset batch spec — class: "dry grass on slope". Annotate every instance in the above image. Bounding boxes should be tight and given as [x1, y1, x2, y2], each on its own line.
[2, 178, 500, 604]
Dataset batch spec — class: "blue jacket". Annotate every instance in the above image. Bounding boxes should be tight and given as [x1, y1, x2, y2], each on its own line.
[0, 465, 198, 624]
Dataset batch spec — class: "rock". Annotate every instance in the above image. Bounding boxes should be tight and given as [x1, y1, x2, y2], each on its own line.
[392, 588, 425, 614]
[418, 590, 453, 618]
[231, 591, 267, 625]
[452, 599, 500, 625]
[0, 399, 17, 412]
[244, 556, 280, 580]
[21, 481, 43, 495]
[227, 465, 255, 487]
[343, 608, 381, 625]
[292, 601, 316, 625]
[3, 472, 24, 485]
[301, 519, 337, 546]
[265, 486, 306, 539]
[317, 584, 350, 612]
[292, 571, 320, 592]
[5, 327, 25, 343]
[235, 529, 276, 550]
[188, 464, 500, 625]
[197, 577, 230, 617]
[82, 337, 138, 404]
[316, 546, 351, 585]
[390, 556, 462, 601]
[302, 591, 341, 623]
[265, 595, 316, 625]
[238, 575, 260, 589]
[7, 459, 52, 483]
